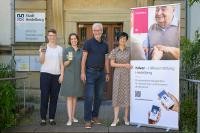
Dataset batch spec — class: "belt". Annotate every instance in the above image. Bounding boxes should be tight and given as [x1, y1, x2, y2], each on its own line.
[87, 66, 104, 71]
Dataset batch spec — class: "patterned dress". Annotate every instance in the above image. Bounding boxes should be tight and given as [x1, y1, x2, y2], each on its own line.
[109, 47, 131, 107]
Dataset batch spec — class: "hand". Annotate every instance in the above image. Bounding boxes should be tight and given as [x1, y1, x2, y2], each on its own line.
[148, 110, 161, 124]
[39, 48, 44, 53]
[39, 46, 46, 53]
[151, 46, 163, 60]
[161, 92, 179, 112]
[81, 73, 86, 83]
[156, 45, 169, 53]
[58, 75, 63, 84]
[105, 74, 109, 82]
[124, 64, 133, 69]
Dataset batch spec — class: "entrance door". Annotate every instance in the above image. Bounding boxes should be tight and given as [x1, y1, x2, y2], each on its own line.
[77, 22, 123, 100]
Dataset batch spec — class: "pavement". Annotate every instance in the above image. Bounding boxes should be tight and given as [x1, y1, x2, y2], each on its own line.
[3, 100, 178, 133]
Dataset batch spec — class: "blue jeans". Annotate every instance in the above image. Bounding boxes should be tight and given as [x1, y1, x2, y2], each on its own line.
[84, 68, 105, 121]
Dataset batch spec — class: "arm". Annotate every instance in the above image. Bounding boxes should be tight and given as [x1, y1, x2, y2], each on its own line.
[64, 60, 71, 67]
[110, 59, 132, 69]
[165, 47, 180, 60]
[105, 55, 110, 73]
[81, 51, 88, 81]
[59, 55, 64, 83]
[105, 55, 110, 82]
[156, 45, 180, 60]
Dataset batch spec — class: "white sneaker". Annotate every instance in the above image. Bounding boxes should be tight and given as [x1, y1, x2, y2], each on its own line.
[72, 118, 78, 123]
[65, 120, 72, 126]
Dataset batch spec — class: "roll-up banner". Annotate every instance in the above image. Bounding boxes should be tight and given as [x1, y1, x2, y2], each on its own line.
[130, 3, 180, 130]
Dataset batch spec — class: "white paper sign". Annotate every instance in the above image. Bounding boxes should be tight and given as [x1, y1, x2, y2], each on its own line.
[15, 12, 45, 42]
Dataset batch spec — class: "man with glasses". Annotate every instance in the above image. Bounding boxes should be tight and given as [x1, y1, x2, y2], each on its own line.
[144, 5, 180, 60]
[81, 23, 110, 129]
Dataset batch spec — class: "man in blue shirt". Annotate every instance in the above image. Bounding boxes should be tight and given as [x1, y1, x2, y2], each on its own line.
[81, 23, 110, 129]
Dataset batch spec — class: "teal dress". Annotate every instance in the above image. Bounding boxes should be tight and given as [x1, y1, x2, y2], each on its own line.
[60, 47, 84, 97]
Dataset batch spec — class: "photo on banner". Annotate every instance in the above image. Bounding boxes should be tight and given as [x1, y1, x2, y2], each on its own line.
[130, 3, 180, 130]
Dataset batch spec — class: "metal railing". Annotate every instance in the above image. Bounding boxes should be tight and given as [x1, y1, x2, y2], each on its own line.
[180, 78, 200, 133]
[0, 76, 28, 111]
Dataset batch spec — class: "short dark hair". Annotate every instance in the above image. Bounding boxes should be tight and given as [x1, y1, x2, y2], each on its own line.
[117, 32, 128, 41]
[48, 28, 57, 34]
[68, 33, 80, 47]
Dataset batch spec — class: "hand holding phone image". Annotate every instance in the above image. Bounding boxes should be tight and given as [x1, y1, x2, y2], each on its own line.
[148, 105, 161, 124]
[158, 90, 179, 112]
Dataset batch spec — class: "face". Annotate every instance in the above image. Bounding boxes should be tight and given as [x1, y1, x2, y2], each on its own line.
[92, 25, 103, 41]
[119, 36, 127, 46]
[155, 6, 174, 26]
[47, 32, 57, 43]
[70, 35, 78, 47]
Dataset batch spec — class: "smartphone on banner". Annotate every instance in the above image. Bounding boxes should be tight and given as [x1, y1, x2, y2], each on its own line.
[158, 90, 174, 109]
[149, 105, 160, 122]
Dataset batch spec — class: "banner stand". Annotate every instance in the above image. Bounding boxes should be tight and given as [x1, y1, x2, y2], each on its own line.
[136, 124, 141, 128]
[130, 3, 180, 131]
[131, 122, 174, 132]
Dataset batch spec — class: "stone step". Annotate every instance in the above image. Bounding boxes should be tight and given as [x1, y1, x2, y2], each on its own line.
[4, 124, 177, 133]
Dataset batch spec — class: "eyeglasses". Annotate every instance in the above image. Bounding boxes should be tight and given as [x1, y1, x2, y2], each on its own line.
[48, 35, 56, 37]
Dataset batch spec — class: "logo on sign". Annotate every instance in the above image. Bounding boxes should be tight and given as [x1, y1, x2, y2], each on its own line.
[16, 14, 25, 21]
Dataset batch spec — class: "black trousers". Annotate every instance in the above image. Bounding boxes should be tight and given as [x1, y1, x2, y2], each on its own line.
[40, 72, 60, 120]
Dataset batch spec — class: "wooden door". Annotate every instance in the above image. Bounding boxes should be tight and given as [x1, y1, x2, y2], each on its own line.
[77, 22, 123, 99]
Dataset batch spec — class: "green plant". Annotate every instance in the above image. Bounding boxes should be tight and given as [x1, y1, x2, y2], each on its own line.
[188, 0, 200, 6]
[180, 96, 197, 133]
[0, 64, 16, 131]
[181, 30, 200, 79]
[180, 31, 200, 133]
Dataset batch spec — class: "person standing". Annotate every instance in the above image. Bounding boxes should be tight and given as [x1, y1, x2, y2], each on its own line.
[39, 29, 64, 126]
[143, 5, 180, 60]
[60, 33, 84, 126]
[109, 32, 132, 126]
[81, 23, 110, 129]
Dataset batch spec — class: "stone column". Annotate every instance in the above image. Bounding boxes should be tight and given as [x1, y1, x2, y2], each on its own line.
[47, 0, 64, 45]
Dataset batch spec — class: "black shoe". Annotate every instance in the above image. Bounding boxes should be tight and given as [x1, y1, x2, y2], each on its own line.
[49, 119, 56, 125]
[40, 120, 46, 126]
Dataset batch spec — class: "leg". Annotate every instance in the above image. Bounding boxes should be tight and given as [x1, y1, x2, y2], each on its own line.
[67, 97, 73, 121]
[49, 74, 60, 120]
[40, 73, 50, 120]
[111, 106, 120, 126]
[92, 71, 105, 118]
[113, 106, 120, 122]
[124, 106, 130, 125]
[84, 69, 96, 122]
[72, 97, 77, 120]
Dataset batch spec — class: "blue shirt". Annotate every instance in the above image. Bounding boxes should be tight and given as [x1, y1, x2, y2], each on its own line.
[83, 37, 108, 68]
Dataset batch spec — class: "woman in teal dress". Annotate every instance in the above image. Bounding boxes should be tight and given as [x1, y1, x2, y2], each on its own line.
[60, 33, 83, 126]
